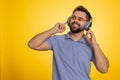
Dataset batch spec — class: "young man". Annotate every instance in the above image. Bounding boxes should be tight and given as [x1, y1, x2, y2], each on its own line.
[28, 5, 109, 80]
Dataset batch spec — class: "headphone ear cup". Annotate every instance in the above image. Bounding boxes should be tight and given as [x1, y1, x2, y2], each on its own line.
[85, 22, 92, 31]
[67, 17, 71, 26]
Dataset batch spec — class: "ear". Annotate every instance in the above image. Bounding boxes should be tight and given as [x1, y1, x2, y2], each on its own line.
[85, 21, 92, 31]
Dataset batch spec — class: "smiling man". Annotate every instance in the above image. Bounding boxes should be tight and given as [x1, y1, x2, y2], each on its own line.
[28, 5, 109, 80]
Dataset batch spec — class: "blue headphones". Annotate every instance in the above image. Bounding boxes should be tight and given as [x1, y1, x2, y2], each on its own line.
[67, 17, 92, 31]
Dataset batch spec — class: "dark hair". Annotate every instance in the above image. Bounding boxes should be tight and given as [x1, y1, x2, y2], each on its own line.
[73, 5, 92, 21]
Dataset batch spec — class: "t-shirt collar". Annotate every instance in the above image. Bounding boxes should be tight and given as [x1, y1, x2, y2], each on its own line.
[65, 32, 87, 44]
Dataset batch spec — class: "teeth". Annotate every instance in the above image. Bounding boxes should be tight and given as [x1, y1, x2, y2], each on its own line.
[73, 24, 78, 27]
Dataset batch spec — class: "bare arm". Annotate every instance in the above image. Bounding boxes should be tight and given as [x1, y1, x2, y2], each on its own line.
[28, 22, 67, 50]
[92, 43, 109, 73]
[85, 29, 109, 73]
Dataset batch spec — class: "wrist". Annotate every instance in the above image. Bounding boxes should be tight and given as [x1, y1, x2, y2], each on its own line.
[92, 42, 99, 48]
[49, 28, 57, 35]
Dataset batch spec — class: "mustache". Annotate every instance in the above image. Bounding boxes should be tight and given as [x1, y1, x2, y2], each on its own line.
[71, 21, 80, 27]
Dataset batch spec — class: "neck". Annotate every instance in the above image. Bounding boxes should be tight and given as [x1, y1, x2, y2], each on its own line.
[70, 31, 84, 41]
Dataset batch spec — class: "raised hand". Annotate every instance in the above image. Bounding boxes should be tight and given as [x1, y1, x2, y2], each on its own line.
[85, 29, 97, 47]
[52, 22, 67, 33]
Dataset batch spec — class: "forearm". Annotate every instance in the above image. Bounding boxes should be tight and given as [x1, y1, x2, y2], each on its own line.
[93, 43, 109, 73]
[28, 28, 56, 48]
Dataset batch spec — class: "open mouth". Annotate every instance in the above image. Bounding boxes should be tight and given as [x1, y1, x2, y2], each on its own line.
[71, 22, 80, 27]
[71, 23, 80, 29]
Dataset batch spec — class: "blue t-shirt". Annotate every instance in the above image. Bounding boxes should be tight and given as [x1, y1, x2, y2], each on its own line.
[47, 33, 94, 80]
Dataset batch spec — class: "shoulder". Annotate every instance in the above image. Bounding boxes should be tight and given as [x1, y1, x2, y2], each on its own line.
[49, 34, 66, 40]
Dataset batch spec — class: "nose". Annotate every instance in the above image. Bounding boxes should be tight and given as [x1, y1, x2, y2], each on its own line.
[74, 18, 79, 23]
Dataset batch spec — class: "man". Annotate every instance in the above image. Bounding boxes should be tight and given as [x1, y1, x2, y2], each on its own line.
[28, 5, 109, 80]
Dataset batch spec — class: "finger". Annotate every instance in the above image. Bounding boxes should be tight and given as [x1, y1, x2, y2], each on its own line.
[59, 25, 65, 30]
[63, 21, 67, 26]
[86, 32, 91, 39]
[87, 29, 93, 35]
[87, 30, 96, 41]
[87, 29, 94, 34]
[59, 26, 63, 30]
[85, 34, 90, 44]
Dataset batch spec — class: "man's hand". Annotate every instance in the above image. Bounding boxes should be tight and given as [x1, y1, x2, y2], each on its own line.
[85, 29, 97, 47]
[85, 29, 109, 73]
[51, 22, 67, 33]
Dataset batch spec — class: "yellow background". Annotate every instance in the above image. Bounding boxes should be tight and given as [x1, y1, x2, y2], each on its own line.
[1, 0, 120, 80]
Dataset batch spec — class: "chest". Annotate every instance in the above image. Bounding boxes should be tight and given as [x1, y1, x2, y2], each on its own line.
[53, 40, 93, 66]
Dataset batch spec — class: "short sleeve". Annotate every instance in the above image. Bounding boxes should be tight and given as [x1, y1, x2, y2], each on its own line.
[47, 36, 56, 50]
[88, 45, 95, 61]
[91, 48, 95, 61]
[91, 53, 95, 61]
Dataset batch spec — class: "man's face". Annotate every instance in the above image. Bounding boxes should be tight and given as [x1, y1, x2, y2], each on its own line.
[69, 11, 88, 33]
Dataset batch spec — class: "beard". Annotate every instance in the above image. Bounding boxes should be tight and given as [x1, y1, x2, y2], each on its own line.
[69, 21, 84, 33]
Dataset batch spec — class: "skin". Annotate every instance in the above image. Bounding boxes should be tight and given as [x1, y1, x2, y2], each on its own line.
[28, 11, 109, 73]
[69, 11, 88, 33]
